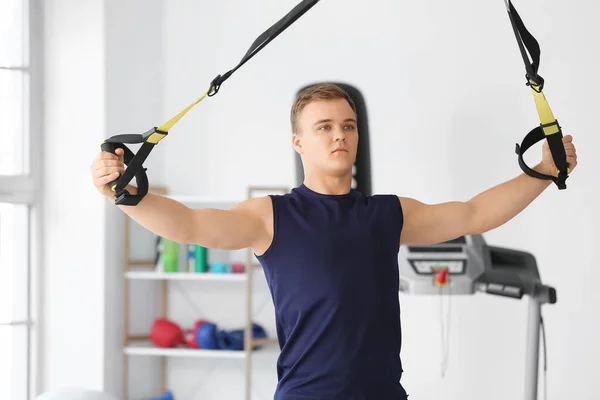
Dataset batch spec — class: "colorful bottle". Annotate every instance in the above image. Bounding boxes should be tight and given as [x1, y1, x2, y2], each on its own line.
[194, 245, 208, 273]
[187, 244, 196, 272]
[162, 239, 179, 272]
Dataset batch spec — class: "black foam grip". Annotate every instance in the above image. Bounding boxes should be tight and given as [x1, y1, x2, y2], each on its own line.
[101, 142, 116, 154]
[546, 131, 568, 175]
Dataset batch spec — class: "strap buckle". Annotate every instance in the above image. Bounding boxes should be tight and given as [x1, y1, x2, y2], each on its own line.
[555, 171, 568, 190]
[208, 74, 222, 97]
[208, 70, 233, 97]
[114, 175, 148, 206]
[525, 72, 544, 92]
[115, 188, 132, 206]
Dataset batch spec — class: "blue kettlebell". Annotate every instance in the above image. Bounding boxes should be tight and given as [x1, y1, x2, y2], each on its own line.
[216, 323, 269, 351]
[216, 329, 245, 350]
[196, 322, 218, 349]
[151, 390, 174, 400]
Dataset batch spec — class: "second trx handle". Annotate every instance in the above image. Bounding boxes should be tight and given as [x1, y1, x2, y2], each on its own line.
[101, 0, 320, 206]
[505, 0, 570, 189]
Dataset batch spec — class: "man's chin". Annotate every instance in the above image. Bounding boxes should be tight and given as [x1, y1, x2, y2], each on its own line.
[323, 164, 353, 177]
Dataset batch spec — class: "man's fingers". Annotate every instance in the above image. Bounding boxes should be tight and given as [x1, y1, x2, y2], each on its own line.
[103, 172, 121, 184]
[94, 166, 124, 179]
[91, 160, 123, 172]
[98, 159, 123, 167]
[98, 152, 119, 162]
[93, 152, 114, 165]
[562, 134, 573, 143]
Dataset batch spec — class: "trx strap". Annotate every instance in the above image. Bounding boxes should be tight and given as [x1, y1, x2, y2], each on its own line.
[505, 0, 569, 189]
[101, 0, 320, 205]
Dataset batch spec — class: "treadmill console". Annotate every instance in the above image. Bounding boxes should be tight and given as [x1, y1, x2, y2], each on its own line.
[398, 234, 556, 304]
[398, 235, 486, 295]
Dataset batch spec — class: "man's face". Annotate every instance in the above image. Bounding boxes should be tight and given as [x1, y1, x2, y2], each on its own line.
[293, 98, 358, 176]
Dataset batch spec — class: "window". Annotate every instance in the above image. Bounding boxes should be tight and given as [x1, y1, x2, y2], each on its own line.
[1, 0, 28, 176]
[0, 0, 42, 399]
[0, 204, 30, 400]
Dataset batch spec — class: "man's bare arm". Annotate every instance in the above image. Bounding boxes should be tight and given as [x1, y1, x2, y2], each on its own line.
[188, 196, 273, 250]
[399, 163, 552, 245]
[112, 187, 271, 250]
[90, 148, 272, 251]
[398, 134, 577, 245]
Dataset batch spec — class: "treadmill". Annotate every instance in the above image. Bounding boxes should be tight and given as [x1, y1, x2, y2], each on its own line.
[398, 234, 556, 400]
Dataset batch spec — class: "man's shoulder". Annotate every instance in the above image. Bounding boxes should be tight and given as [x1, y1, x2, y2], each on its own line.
[366, 192, 403, 206]
[232, 195, 273, 217]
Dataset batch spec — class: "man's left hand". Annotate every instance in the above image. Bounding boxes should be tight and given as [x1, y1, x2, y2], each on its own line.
[541, 134, 578, 176]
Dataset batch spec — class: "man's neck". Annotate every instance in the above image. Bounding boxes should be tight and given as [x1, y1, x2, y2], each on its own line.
[302, 173, 352, 195]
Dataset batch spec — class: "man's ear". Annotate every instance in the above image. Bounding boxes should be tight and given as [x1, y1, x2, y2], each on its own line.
[292, 133, 303, 155]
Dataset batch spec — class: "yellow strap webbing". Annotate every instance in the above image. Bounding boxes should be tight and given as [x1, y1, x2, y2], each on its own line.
[157, 90, 210, 133]
[528, 82, 560, 136]
[529, 81, 570, 174]
[144, 90, 209, 144]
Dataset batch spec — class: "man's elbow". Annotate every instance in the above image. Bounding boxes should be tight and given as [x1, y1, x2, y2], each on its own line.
[179, 208, 218, 247]
[463, 200, 497, 236]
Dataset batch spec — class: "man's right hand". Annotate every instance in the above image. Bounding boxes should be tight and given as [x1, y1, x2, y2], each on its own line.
[90, 148, 125, 198]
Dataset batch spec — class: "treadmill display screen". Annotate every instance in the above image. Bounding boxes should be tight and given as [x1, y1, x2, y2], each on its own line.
[410, 260, 466, 275]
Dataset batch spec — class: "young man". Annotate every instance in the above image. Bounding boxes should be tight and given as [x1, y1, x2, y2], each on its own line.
[90, 83, 577, 399]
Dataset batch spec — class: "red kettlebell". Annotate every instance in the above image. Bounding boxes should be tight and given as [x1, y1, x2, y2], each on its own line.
[150, 318, 184, 348]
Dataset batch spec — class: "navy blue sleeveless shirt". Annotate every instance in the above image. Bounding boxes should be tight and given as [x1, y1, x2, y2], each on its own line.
[256, 184, 408, 400]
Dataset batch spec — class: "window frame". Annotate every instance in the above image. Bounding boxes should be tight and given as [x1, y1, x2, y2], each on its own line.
[0, 0, 44, 398]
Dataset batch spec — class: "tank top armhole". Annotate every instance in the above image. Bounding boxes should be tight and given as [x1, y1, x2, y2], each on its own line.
[255, 194, 279, 260]
[393, 195, 404, 250]
[396, 195, 404, 231]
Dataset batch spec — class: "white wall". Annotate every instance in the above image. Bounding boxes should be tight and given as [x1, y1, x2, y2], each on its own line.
[40, 0, 599, 399]
[41, 0, 165, 398]
[160, 0, 600, 399]
[42, 0, 108, 393]
[103, 0, 166, 398]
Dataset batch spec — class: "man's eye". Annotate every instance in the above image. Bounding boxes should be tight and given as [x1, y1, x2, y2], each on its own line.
[319, 125, 330, 130]
[344, 125, 356, 130]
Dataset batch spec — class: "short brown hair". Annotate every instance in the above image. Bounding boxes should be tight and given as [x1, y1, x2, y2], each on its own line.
[290, 83, 356, 133]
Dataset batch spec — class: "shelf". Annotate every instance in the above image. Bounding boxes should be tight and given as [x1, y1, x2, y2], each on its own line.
[125, 271, 247, 281]
[122, 185, 276, 400]
[253, 338, 279, 347]
[124, 346, 247, 359]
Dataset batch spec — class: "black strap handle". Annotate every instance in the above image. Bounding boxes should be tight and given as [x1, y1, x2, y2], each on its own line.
[506, 0, 569, 189]
[100, 0, 321, 205]
[100, 130, 154, 205]
[515, 125, 568, 189]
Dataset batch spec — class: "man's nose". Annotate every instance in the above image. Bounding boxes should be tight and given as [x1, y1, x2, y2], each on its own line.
[333, 126, 346, 141]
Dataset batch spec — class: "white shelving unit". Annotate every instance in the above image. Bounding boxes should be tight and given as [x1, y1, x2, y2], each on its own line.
[125, 270, 248, 282]
[124, 345, 247, 360]
[121, 186, 285, 400]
